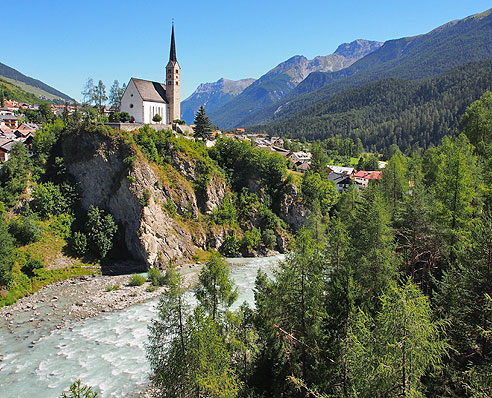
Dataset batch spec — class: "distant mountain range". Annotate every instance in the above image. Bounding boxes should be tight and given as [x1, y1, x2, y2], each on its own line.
[205, 39, 383, 128]
[181, 78, 255, 124]
[0, 62, 74, 103]
[189, 7, 492, 139]
[243, 8, 492, 129]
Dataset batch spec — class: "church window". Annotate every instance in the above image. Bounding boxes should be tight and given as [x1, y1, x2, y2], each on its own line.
[168, 81, 171, 85]
[130, 104, 134, 108]
[176, 69, 179, 74]
[176, 82, 179, 85]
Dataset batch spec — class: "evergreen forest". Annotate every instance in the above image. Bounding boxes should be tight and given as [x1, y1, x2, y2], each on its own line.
[251, 59, 492, 153]
[147, 92, 492, 397]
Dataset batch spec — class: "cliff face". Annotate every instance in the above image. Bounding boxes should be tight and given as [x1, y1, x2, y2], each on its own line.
[62, 128, 228, 269]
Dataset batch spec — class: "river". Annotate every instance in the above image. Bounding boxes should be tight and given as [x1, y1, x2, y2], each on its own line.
[0, 255, 284, 398]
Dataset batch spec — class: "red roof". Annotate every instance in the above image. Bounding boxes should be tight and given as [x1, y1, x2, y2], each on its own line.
[354, 170, 382, 180]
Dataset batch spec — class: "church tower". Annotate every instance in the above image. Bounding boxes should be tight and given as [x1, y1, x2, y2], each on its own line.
[166, 23, 180, 123]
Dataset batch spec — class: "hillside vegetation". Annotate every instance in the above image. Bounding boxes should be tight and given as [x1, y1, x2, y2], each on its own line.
[251, 59, 492, 152]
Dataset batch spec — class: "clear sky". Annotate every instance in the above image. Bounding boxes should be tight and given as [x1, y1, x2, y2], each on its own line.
[1, 1, 490, 102]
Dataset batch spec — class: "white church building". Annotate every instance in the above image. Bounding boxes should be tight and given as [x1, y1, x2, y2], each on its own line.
[120, 24, 181, 124]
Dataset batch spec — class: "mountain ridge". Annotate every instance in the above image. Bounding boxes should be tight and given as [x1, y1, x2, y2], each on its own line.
[0, 61, 74, 103]
[239, 7, 492, 128]
[207, 39, 383, 128]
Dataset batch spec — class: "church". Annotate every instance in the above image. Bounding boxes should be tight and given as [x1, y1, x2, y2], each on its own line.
[120, 24, 181, 124]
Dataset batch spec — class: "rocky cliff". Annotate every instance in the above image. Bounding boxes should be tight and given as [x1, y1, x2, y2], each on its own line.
[62, 127, 228, 269]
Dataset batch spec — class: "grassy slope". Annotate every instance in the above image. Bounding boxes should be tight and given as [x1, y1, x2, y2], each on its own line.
[0, 221, 99, 308]
[0, 78, 45, 104]
[1, 76, 65, 101]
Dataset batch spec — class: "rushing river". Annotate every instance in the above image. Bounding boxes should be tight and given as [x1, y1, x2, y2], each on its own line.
[0, 255, 284, 398]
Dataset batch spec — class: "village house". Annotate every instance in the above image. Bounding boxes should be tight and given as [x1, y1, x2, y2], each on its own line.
[353, 170, 383, 189]
[326, 165, 355, 176]
[0, 114, 18, 129]
[289, 151, 312, 164]
[328, 172, 354, 193]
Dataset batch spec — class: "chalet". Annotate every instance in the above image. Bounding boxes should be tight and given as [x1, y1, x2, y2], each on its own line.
[0, 139, 14, 162]
[297, 162, 311, 172]
[354, 170, 383, 189]
[327, 165, 355, 176]
[328, 172, 353, 193]
[289, 151, 312, 163]
[0, 114, 18, 129]
[236, 128, 246, 133]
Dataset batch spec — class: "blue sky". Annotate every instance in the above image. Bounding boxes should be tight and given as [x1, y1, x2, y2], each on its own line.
[1, 1, 490, 102]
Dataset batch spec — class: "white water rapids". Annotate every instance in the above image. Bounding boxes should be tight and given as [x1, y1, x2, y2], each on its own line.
[0, 255, 283, 398]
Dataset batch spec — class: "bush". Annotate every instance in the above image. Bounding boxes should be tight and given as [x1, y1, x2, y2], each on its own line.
[71, 231, 87, 256]
[129, 274, 146, 286]
[241, 227, 262, 251]
[9, 217, 42, 245]
[152, 114, 162, 123]
[139, 189, 151, 207]
[50, 213, 74, 239]
[146, 285, 157, 292]
[32, 182, 69, 219]
[86, 206, 117, 259]
[262, 229, 277, 249]
[21, 256, 44, 278]
[105, 284, 120, 292]
[147, 268, 166, 286]
[61, 380, 99, 398]
[221, 233, 240, 256]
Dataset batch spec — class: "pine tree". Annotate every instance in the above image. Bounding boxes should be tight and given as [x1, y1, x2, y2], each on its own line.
[347, 280, 447, 398]
[193, 106, 214, 141]
[195, 252, 238, 320]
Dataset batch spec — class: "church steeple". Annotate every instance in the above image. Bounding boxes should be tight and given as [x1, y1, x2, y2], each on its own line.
[169, 22, 177, 63]
[166, 21, 180, 123]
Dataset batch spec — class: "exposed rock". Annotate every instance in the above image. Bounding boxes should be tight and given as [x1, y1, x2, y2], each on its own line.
[62, 128, 227, 270]
[279, 183, 308, 231]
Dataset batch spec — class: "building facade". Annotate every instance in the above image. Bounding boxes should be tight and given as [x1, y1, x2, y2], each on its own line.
[120, 23, 180, 124]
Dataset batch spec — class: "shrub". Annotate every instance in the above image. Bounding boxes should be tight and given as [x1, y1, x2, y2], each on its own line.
[146, 285, 157, 292]
[71, 231, 88, 256]
[139, 189, 151, 207]
[241, 227, 262, 251]
[21, 256, 44, 278]
[262, 229, 277, 249]
[128, 274, 146, 286]
[147, 268, 166, 286]
[105, 284, 120, 292]
[50, 213, 74, 239]
[86, 206, 117, 259]
[126, 175, 136, 183]
[152, 114, 162, 123]
[221, 233, 240, 256]
[212, 195, 237, 225]
[9, 217, 42, 245]
[61, 380, 99, 398]
[32, 182, 69, 219]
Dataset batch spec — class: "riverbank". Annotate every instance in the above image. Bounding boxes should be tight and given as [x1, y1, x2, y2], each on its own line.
[0, 264, 201, 346]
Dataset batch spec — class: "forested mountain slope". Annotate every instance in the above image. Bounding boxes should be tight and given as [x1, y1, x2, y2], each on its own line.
[243, 8, 492, 127]
[250, 59, 492, 152]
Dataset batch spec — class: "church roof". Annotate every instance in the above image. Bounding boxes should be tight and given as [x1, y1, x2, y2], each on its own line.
[131, 78, 168, 104]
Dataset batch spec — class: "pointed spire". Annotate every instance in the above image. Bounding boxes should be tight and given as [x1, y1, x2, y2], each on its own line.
[169, 21, 177, 62]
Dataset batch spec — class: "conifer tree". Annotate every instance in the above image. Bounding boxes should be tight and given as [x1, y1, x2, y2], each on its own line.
[347, 279, 447, 398]
[193, 105, 214, 141]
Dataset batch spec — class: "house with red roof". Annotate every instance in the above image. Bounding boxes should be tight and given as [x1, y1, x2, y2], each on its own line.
[354, 170, 383, 189]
